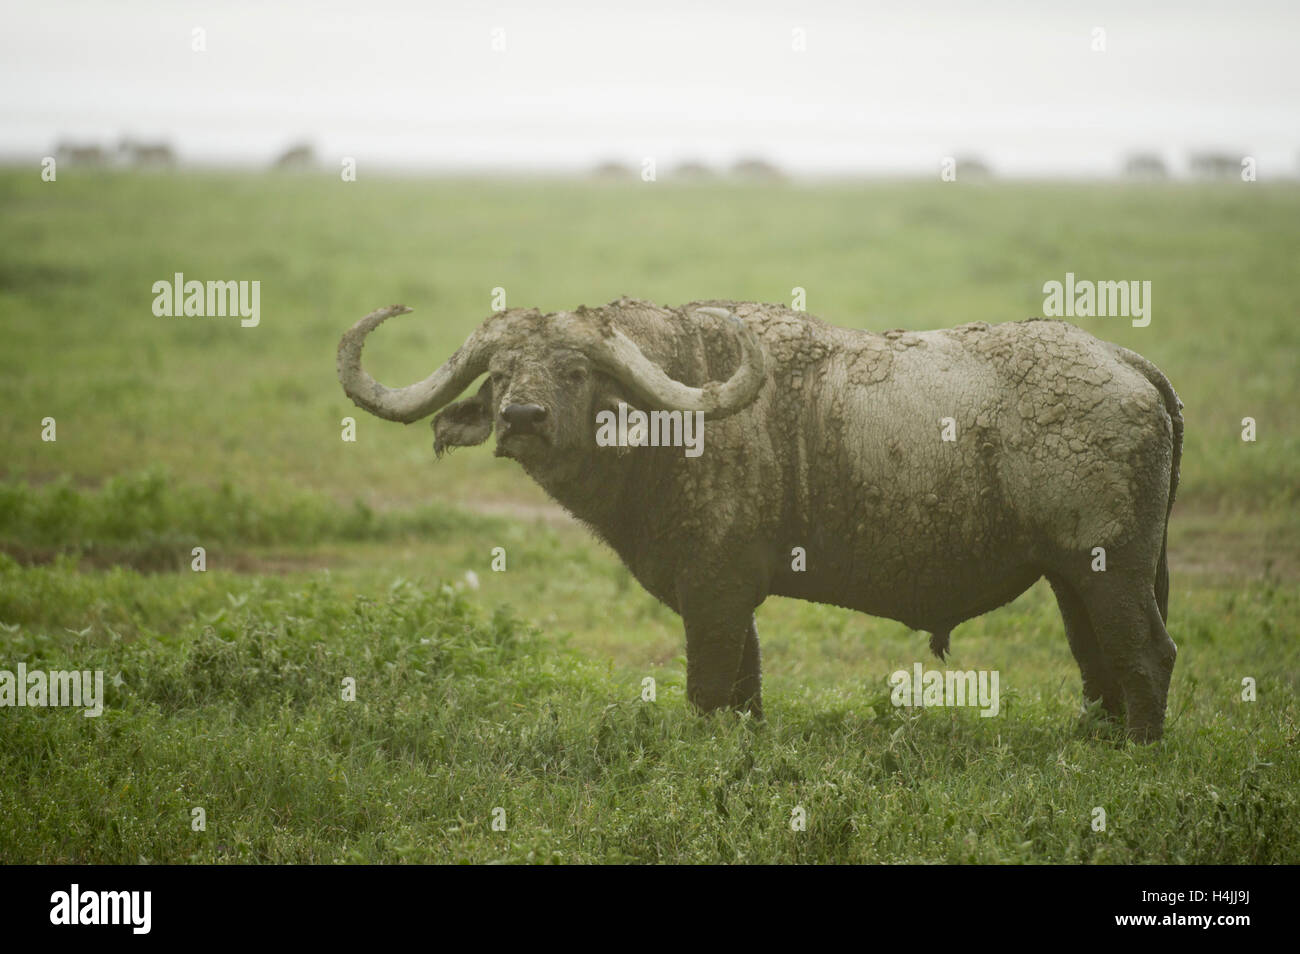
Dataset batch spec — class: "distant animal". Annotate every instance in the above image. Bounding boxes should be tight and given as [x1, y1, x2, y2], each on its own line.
[590, 161, 635, 180]
[1123, 154, 1170, 180]
[953, 157, 994, 179]
[54, 142, 108, 165]
[671, 161, 714, 180]
[1188, 153, 1241, 179]
[339, 299, 1182, 741]
[273, 143, 316, 171]
[117, 138, 176, 167]
[730, 158, 785, 181]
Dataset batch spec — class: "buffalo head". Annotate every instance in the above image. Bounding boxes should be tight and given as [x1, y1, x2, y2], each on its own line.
[337, 303, 766, 477]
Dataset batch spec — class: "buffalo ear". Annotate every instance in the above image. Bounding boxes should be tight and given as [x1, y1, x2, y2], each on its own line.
[432, 378, 494, 457]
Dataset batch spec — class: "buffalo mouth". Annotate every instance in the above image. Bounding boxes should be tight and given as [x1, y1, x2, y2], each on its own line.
[495, 430, 552, 459]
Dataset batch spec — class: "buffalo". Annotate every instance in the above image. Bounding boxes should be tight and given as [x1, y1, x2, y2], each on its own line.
[339, 298, 1182, 741]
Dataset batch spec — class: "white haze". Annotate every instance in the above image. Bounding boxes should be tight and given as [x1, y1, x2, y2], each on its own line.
[1, 0, 1297, 178]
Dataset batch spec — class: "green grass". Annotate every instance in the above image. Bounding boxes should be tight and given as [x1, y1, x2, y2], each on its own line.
[0, 170, 1297, 863]
[3, 171, 1297, 511]
[0, 549, 1294, 864]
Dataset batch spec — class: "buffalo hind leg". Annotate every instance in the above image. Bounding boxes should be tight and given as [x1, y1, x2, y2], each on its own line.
[1078, 578, 1177, 743]
[1047, 573, 1124, 724]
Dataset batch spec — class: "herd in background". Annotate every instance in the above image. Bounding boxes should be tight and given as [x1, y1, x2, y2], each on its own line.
[54, 137, 178, 168]
[48, 138, 1274, 180]
[51, 139, 315, 171]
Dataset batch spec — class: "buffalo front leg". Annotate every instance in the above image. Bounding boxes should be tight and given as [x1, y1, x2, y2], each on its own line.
[678, 583, 762, 717]
[730, 618, 763, 717]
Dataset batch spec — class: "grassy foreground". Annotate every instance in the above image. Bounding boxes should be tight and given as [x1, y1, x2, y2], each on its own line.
[0, 171, 1297, 863]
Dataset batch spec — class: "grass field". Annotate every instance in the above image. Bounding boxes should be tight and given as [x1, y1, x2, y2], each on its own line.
[1, 170, 1297, 863]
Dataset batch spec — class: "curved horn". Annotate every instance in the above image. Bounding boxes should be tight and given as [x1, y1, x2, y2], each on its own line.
[585, 307, 766, 420]
[337, 305, 498, 423]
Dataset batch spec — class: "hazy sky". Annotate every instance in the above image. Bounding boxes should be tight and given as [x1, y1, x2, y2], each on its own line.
[2, 0, 1297, 176]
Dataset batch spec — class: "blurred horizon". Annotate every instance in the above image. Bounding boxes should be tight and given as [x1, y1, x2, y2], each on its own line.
[3, 0, 1298, 180]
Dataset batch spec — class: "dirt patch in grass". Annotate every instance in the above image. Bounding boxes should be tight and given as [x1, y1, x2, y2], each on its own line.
[456, 498, 576, 527]
[1167, 507, 1299, 582]
[3, 497, 1292, 584]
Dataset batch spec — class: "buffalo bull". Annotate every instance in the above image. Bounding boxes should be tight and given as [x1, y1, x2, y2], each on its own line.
[338, 298, 1182, 741]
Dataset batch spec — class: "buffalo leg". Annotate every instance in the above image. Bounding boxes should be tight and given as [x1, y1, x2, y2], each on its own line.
[679, 584, 758, 715]
[728, 617, 763, 717]
[1078, 576, 1176, 742]
[1047, 573, 1124, 722]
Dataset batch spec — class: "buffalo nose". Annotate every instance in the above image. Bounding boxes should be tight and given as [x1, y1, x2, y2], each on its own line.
[502, 403, 547, 431]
